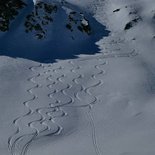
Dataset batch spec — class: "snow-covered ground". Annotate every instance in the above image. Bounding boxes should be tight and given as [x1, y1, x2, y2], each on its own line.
[1, 0, 155, 155]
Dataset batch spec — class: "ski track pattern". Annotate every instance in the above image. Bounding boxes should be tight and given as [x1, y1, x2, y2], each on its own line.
[8, 64, 45, 155]
[8, 57, 108, 155]
[8, 64, 65, 155]
[68, 60, 106, 155]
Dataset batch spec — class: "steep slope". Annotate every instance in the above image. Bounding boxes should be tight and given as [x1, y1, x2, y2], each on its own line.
[0, 0, 109, 62]
[1, 0, 155, 155]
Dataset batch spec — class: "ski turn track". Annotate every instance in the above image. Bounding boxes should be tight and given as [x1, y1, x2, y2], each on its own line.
[8, 64, 64, 155]
[8, 64, 45, 155]
[68, 59, 107, 155]
[8, 56, 108, 155]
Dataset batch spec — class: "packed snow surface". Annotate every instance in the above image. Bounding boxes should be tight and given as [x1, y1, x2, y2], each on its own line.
[0, 0, 155, 155]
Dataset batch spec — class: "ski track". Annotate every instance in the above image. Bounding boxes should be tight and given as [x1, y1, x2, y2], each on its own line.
[8, 64, 46, 155]
[67, 60, 106, 155]
[8, 63, 71, 155]
[86, 62, 106, 155]
[8, 56, 109, 155]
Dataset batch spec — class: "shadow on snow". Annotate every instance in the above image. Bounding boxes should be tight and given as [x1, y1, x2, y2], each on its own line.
[0, 1, 110, 63]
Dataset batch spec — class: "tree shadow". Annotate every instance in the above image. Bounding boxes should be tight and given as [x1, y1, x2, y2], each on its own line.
[0, 1, 110, 63]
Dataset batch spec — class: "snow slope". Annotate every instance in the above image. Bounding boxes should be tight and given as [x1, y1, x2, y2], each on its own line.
[0, 0, 109, 62]
[1, 0, 155, 155]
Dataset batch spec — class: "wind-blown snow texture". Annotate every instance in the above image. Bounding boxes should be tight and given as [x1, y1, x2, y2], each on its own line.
[0, 0, 155, 155]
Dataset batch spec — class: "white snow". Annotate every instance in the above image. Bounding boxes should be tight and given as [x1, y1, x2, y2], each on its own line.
[1, 0, 155, 155]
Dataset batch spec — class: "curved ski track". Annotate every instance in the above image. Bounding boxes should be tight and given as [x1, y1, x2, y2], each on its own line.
[68, 60, 106, 155]
[8, 64, 73, 155]
[8, 64, 44, 155]
[8, 57, 107, 155]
